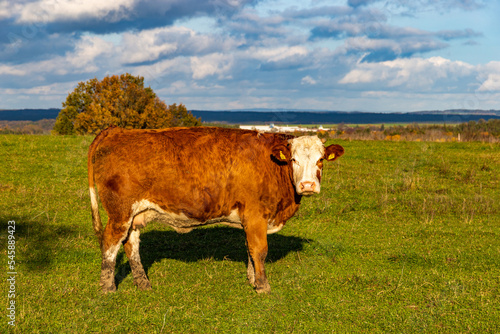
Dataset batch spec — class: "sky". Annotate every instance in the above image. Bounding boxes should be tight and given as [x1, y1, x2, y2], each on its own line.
[1, 0, 500, 112]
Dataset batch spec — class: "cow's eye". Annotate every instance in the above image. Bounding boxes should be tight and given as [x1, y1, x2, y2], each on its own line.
[291, 158, 299, 166]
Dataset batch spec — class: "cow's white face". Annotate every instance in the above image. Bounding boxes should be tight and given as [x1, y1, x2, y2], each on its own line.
[272, 136, 344, 196]
[289, 136, 325, 195]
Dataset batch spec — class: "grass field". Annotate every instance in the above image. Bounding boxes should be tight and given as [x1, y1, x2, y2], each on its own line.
[1, 134, 499, 333]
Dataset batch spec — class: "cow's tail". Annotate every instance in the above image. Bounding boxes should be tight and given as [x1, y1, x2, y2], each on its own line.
[89, 187, 102, 244]
[88, 129, 111, 247]
[88, 151, 103, 247]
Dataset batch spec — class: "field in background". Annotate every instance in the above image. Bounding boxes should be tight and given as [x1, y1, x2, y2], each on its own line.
[284, 120, 500, 143]
[1, 135, 499, 333]
[0, 119, 55, 134]
[2, 119, 500, 143]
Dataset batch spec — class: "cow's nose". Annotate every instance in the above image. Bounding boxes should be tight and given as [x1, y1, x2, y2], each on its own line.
[299, 181, 316, 193]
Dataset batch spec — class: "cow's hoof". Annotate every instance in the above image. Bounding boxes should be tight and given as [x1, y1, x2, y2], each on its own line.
[101, 283, 117, 293]
[255, 283, 271, 294]
[135, 279, 152, 291]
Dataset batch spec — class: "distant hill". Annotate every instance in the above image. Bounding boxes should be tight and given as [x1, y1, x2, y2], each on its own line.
[412, 109, 500, 115]
[0, 109, 60, 121]
[191, 110, 500, 125]
[1, 108, 500, 124]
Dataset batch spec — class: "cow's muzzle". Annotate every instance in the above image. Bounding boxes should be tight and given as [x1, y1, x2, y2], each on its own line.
[298, 181, 319, 195]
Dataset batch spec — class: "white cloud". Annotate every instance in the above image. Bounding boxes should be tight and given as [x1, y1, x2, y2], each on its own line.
[478, 74, 500, 92]
[132, 57, 192, 86]
[67, 35, 114, 71]
[477, 61, 500, 92]
[248, 45, 309, 62]
[118, 26, 243, 64]
[17, 0, 135, 23]
[339, 56, 475, 90]
[1, 81, 77, 96]
[0, 34, 114, 80]
[0, 64, 26, 76]
[120, 28, 179, 64]
[301, 75, 317, 85]
[345, 37, 399, 52]
[190, 53, 234, 80]
[0, 1, 13, 20]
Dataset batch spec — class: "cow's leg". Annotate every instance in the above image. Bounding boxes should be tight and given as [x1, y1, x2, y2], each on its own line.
[244, 219, 271, 293]
[123, 228, 151, 290]
[247, 254, 255, 286]
[100, 219, 129, 293]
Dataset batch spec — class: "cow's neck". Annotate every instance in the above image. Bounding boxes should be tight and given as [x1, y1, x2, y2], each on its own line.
[284, 163, 302, 206]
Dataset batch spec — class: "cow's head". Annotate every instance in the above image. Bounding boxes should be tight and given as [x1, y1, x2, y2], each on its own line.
[272, 136, 344, 195]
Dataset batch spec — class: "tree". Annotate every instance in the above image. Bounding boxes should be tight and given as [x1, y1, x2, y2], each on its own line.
[54, 73, 201, 135]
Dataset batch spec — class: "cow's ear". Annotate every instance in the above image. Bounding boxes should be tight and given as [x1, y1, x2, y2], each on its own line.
[272, 144, 291, 162]
[324, 144, 344, 161]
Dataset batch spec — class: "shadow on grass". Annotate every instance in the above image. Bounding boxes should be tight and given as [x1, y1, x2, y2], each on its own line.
[1, 215, 76, 272]
[115, 226, 310, 288]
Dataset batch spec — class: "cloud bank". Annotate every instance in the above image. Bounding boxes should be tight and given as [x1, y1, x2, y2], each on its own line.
[0, 0, 498, 112]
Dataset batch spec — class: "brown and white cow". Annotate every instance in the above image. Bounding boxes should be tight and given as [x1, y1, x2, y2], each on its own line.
[88, 126, 344, 293]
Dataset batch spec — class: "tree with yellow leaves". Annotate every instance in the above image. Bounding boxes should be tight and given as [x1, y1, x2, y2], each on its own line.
[54, 73, 201, 135]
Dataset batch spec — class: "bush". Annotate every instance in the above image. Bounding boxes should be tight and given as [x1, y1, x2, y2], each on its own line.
[54, 73, 201, 135]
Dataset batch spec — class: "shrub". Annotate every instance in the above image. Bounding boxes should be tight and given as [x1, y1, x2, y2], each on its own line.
[54, 73, 201, 135]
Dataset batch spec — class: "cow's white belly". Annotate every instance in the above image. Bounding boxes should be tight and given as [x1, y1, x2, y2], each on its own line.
[130, 199, 243, 233]
[266, 221, 284, 234]
[130, 199, 284, 234]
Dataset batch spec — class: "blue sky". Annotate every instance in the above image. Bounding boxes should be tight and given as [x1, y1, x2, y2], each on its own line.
[1, 0, 499, 112]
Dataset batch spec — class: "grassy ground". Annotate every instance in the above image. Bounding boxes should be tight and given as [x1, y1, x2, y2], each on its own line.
[1, 135, 499, 333]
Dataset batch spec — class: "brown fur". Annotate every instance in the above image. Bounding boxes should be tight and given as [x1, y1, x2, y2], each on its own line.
[88, 126, 342, 293]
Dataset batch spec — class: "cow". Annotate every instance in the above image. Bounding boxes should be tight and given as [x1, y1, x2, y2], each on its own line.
[88, 126, 344, 293]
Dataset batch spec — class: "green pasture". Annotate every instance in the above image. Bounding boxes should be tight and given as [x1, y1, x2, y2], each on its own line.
[1, 135, 499, 333]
